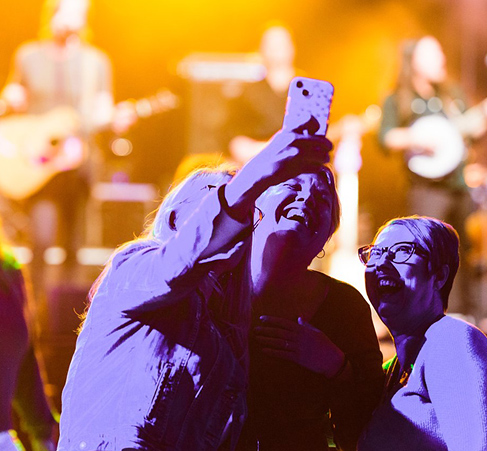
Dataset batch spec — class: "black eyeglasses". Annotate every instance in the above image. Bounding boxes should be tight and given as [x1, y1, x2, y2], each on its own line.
[358, 241, 428, 266]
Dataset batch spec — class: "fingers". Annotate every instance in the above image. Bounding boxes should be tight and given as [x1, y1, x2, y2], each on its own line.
[254, 334, 295, 353]
[291, 136, 333, 167]
[261, 348, 295, 361]
[254, 317, 300, 355]
[292, 135, 333, 153]
[291, 114, 320, 135]
[254, 325, 296, 341]
[297, 316, 321, 332]
[259, 315, 300, 331]
[269, 129, 333, 156]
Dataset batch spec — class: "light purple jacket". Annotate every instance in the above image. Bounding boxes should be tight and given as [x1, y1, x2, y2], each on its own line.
[58, 187, 251, 451]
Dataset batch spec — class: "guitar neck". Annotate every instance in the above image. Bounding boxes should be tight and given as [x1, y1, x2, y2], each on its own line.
[131, 90, 180, 119]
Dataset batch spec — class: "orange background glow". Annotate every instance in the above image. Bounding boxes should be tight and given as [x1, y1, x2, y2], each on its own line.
[1, 0, 486, 235]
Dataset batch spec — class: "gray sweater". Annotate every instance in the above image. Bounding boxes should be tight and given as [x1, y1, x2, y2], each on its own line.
[358, 315, 487, 450]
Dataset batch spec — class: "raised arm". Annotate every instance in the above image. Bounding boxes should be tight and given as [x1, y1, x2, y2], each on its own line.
[110, 129, 331, 313]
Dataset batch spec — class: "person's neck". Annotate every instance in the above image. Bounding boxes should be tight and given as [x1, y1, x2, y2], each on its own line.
[412, 75, 436, 99]
[252, 241, 308, 295]
[392, 311, 445, 371]
[254, 267, 307, 298]
[253, 265, 317, 320]
[50, 33, 81, 57]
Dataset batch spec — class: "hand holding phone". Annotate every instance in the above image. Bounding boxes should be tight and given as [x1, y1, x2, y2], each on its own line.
[282, 77, 334, 136]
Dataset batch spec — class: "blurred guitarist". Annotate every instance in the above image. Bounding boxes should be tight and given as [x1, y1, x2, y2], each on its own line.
[379, 35, 483, 316]
[0, 0, 124, 303]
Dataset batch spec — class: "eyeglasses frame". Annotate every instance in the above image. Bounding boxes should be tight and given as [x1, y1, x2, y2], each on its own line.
[358, 241, 428, 266]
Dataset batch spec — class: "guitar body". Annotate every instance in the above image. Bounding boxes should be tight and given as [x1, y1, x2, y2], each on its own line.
[0, 90, 179, 200]
[0, 106, 86, 200]
[407, 115, 466, 179]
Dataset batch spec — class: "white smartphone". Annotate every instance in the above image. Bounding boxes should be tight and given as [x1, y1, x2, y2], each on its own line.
[282, 77, 334, 136]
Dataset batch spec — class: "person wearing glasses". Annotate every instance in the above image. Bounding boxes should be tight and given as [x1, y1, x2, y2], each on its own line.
[378, 36, 476, 317]
[357, 216, 487, 451]
[236, 167, 384, 451]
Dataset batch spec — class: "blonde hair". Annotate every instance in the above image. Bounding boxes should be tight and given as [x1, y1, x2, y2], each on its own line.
[82, 165, 251, 369]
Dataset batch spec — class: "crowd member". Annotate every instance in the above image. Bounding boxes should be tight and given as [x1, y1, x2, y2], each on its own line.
[0, 218, 57, 451]
[0, 0, 115, 299]
[57, 128, 331, 450]
[378, 35, 476, 315]
[237, 167, 384, 451]
[225, 23, 298, 166]
[358, 216, 487, 450]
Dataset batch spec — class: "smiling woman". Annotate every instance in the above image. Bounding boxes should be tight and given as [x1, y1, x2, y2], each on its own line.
[56, 126, 332, 451]
[358, 215, 487, 451]
[237, 166, 384, 451]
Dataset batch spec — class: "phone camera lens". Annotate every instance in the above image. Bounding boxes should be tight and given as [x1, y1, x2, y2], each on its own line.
[302, 89, 310, 96]
[296, 81, 303, 88]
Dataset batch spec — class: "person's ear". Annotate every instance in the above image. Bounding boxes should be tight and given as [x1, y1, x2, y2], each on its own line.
[434, 264, 450, 291]
[169, 211, 177, 231]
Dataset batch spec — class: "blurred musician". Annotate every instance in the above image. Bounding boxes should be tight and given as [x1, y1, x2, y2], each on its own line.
[378, 35, 482, 316]
[0, 0, 116, 300]
[226, 22, 298, 166]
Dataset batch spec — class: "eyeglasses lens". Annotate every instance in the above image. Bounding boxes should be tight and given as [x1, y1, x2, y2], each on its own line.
[390, 243, 414, 263]
[360, 243, 415, 265]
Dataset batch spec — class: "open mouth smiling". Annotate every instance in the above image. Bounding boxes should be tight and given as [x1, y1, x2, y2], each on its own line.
[282, 207, 313, 229]
[377, 276, 404, 294]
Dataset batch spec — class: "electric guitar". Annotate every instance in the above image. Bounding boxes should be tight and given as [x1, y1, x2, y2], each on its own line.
[0, 90, 179, 200]
[407, 100, 487, 179]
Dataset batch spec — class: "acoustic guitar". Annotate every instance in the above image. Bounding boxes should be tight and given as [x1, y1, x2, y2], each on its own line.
[0, 90, 179, 200]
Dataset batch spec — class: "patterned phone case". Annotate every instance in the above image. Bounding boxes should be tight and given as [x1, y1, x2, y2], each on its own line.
[282, 77, 334, 136]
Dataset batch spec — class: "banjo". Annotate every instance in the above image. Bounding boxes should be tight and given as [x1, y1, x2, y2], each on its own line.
[407, 101, 487, 180]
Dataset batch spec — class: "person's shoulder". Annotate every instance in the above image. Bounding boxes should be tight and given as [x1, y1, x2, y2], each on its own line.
[421, 316, 487, 388]
[313, 271, 369, 309]
[0, 247, 21, 271]
[81, 44, 111, 64]
[15, 40, 44, 59]
[426, 315, 487, 353]
[111, 239, 159, 270]
[0, 247, 25, 299]
[321, 272, 365, 297]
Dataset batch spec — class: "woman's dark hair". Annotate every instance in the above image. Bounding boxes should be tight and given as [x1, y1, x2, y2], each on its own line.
[322, 165, 341, 243]
[375, 216, 460, 310]
[394, 36, 454, 126]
